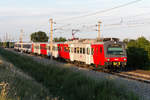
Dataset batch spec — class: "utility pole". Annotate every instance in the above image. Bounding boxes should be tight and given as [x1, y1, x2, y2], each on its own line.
[97, 21, 102, 41]
[5, 32, 8, 42]
[72, 29, 80, 40]
[20, 29, 23, 52]
[20, 29, 23, 43]
[49, 18, 53, 60]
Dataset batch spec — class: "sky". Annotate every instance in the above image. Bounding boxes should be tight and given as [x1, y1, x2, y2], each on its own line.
[0, 0, 150, 42]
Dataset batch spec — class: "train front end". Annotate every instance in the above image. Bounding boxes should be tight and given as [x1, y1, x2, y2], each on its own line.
[104, 41, 127, 70]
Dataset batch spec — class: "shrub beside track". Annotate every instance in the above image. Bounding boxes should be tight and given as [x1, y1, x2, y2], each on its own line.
[0, 48, 139, 100]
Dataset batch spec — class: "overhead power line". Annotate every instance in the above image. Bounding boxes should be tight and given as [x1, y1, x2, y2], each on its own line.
[57, 0, 142, 21]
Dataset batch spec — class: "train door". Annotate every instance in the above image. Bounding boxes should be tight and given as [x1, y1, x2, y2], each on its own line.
[70, 44, 74, 61]
[86, 44, 91, 64]
[32, 43, 34, 53]
[40, 44, 47, 55]
[92, 45, 105, 66]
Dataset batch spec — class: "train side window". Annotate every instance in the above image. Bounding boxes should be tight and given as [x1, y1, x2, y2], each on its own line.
[100, 47, 102, 53]
[65, 47, 69, 52]
[40, 46, 41, 49]
[19, 44, 21, 48]
[87, 48, 90, 55]
[83, 48, 85, 54]
[80, 48, 82, 54]
[64, 47, 66, 52]
[68, 47, 70, 52]
[74, 48, 76, 53]
[53, 46, 55, 51]
[58, 46, 60, 51]
[71, 47, 74, 53]
[56, 46, 58, 51]
[91, 48, 94, 55]
[77, 47, 79, 54]
[97, 48, 99, 53]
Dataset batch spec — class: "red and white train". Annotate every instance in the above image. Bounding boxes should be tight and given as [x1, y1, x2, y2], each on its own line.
[14, 39, 127, 69]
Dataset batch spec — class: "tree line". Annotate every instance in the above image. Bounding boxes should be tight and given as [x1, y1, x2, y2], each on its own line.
[124, 37, 150, 70]
[31, 31, 67, 42]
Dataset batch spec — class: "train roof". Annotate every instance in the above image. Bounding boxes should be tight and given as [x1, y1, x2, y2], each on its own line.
[15, 38, 123, 45]
[15, 42, 32, 44]
[64, 38, 122, 44]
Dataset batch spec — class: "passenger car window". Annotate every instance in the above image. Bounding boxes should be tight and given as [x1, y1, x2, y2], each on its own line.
[74, 48, 76, 53]
[100, 47, 102, 53]
[91, 48, 94, 55]
[80, 48, 82, 54]
[87, 48, 90, 55]
[83, 48, 85, 54]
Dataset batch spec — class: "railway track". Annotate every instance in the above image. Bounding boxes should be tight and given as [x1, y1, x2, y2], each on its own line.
[69, 61, 150, 84]
[111, 72, 150, 84]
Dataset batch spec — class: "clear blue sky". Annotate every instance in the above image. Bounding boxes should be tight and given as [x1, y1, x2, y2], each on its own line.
[0, 0, 150, 42]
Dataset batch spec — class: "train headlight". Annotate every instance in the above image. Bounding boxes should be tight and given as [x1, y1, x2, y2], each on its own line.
[123, 58, 126, 61]
[107, 59, 110, 61]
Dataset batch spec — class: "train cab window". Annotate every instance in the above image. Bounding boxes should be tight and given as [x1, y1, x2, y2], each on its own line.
[107, 45, 123, 55]
[80, 48, 82, 54]
[74, 48, 76, 53]
[83, 48, 85, 54]
[100, 47, 102, 53]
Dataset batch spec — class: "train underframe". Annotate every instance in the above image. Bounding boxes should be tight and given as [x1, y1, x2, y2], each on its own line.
[55, 56, 127, 72]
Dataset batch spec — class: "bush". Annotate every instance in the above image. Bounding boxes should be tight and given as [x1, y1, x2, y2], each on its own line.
[125, 37, 150, 69]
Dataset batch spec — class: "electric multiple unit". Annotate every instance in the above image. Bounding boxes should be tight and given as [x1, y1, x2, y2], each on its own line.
[14, 39, 127, 69]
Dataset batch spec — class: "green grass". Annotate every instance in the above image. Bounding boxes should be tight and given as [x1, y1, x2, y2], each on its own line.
[0, 63, 51, 100]
[0, 48, 139, 100]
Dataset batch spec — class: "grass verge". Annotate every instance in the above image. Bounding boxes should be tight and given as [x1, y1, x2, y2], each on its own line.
[0, 59, 51, 100]
[0, 48, 139, 100]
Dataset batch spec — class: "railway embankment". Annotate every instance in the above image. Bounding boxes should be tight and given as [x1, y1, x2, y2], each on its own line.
[0, 48, 141, 100]
[0, 56, 51, 100]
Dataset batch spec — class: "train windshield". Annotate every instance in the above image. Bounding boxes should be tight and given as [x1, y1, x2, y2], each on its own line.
[107, 45, 123, 55]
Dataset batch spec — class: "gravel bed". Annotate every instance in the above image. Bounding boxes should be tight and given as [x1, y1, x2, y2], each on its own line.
[7, 49, 150, 100]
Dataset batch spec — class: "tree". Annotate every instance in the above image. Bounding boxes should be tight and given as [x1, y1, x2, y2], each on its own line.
[127, 47, 149, 68]
[123, 38, 129, 44]
[31, 31, 49, 42]
[126, 37, 150, 68]
[53, 37, 67, 42]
